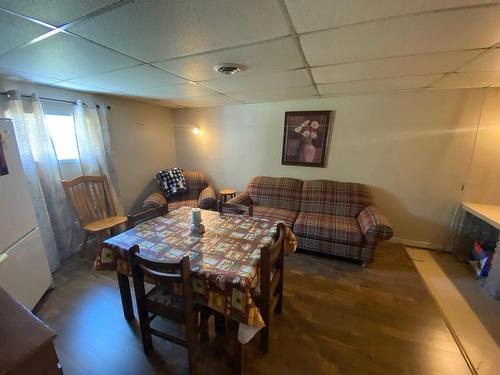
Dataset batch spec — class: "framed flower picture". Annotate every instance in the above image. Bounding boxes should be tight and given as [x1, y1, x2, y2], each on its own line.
[281, 110, 333, 167]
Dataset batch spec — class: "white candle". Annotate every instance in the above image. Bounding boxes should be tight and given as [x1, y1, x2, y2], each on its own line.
[192, 208, 201, 224]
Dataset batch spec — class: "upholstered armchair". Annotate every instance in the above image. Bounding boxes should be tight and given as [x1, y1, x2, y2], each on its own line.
[143, 170, 217, 211]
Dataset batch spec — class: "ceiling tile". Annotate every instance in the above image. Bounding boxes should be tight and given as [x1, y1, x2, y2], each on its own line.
[73, 65, 185, 92]
[0, 69, 59, 84]
[431, 71, 500, 88]
[201, 69, 311, 93]
[51, 80, 119, 94]
[318, 75, 442, 96]
[312, 50, 482, 84]
[125, 83, 217, 99]
[459, 48, 500, 72]
[157, 95, 239, 108]
[285, 0, 495, 33]
[70, 0, 289, 62]
[0, 33, 138, 80]
[301, 6, 500, 66]
[229, 85, 317, 103]
[154, 37, 303, 82]
[0, 11, 51, 56]
[0, 0, 118, 26]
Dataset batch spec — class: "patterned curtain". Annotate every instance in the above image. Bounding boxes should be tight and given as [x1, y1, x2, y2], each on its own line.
[74, 101, 123, 215]
[2, 92, 123, 271]
[3, 91, 75, 271]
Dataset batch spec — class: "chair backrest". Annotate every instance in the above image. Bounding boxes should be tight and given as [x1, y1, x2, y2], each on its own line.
[62, 175, 116, 227]
[130, 246, 194, 313]
[300, 179, 372, 217]
[247, 176, 303, 211]
[127, 205, 168, 229]
[260, 223, 286, 312]
[217, 200, 253, 217]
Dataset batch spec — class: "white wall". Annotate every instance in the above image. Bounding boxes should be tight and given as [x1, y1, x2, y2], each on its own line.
[173, 88, 500, 249]
[463, 88, 500, 205]
[0, 78, 176, 213]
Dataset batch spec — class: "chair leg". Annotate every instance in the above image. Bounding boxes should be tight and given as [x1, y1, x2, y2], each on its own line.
[80, 231, 89, 258]
[276, 277, 284, 315]
[276, 293, 283, 315]
[138, 312, 153, 355]
[186, 315, 198, 374]
[95, 231, 103, 260]
[199, 309, 210, 344]
[259, 326, 269, 354]
[260, 304, 270, 353]
[131, 273, 152, 355]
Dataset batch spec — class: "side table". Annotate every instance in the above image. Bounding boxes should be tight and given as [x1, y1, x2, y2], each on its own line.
[220, 189, 237, 203]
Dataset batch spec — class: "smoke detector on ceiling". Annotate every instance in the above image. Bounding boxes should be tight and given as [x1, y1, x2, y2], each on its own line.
[213, 63, 246, 75]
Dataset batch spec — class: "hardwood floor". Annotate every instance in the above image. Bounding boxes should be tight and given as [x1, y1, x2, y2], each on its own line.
[35, 242, 471, 375]
[406, 247, 500, 375]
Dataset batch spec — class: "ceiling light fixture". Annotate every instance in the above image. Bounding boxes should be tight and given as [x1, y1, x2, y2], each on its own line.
[192, 124, 200, 135]
[213, 63, 246, 75]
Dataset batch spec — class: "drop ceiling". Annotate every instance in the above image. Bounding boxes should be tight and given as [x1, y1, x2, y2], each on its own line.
[0, 0, 499, 108]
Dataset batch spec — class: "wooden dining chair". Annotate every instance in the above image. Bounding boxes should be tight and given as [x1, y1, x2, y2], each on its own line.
[126, 205, 168, 229]
[255, 222, 286, 354]
[130, 246, 205, 374]
[217, 200, 253, 216]
[62, 175, 127, 258]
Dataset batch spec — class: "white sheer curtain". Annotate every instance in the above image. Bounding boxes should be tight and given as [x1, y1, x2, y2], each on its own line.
[2, 91, 123, 271]
[3, 91, 75, 271]
[74, 101, 123, 215]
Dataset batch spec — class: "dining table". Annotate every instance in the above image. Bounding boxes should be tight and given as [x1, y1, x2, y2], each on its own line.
[101, 206, 287, 346]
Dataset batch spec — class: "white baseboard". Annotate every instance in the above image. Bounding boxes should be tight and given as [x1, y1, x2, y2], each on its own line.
[389, 237, 444, 251]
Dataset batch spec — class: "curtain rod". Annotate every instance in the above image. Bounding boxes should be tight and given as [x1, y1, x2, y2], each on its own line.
[0, 91, 111, 109]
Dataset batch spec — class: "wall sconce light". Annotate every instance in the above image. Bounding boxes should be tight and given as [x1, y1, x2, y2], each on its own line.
[192, 124, 200, 135]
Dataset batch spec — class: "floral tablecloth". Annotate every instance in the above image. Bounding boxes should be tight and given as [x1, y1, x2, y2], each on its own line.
[102, 206, 289, 334]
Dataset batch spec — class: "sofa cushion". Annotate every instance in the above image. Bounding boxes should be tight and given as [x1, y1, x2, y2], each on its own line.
[253, 206, 298, 227]
[293, 212, 364, 246]
[300, 180, 372, 217]
[296, 236, 363, 260]
[247, 176, 303, 211]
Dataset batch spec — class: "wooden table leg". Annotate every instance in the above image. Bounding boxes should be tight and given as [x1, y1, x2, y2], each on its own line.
[234, 340, 244, 375]
[117, 272, 134, 321]
[214, 311, 226, 336]
[227, 319, 244, 375]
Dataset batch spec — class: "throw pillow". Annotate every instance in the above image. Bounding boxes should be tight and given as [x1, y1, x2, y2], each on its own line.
[156, 168, 188, 197]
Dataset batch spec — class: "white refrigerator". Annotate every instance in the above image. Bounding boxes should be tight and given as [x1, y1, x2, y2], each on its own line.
[0, 118, 52, 309]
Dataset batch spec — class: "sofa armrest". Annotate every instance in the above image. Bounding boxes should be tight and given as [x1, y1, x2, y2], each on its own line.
[198, 186, 217, 209]
[226, 191, 252, 206]
[357, 205, 393, 244]
[143, 192, 167, 209]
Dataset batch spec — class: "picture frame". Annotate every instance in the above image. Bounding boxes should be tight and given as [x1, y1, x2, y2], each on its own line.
[281, 110, 333, 167]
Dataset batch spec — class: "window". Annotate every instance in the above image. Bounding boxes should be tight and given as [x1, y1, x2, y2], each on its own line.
[45, 114, 79, 161]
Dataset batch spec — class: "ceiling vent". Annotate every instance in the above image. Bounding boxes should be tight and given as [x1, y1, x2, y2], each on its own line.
[213, 63, 245, 75]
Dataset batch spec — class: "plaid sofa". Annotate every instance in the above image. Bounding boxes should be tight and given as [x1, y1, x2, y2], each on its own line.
[228, 177, 393, 265]
[143, 170, 217, 211]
